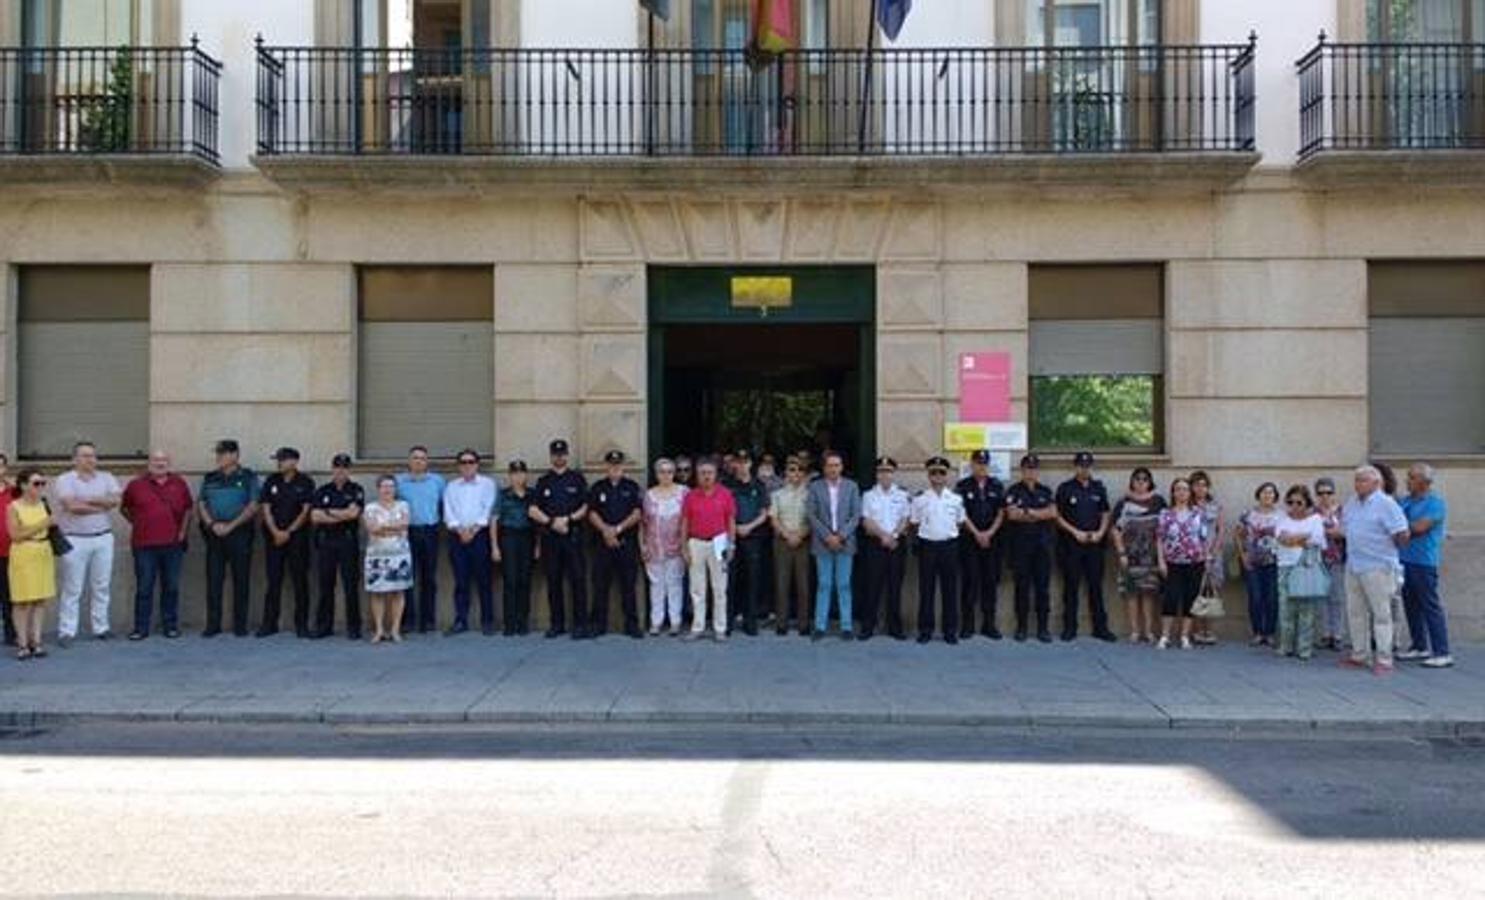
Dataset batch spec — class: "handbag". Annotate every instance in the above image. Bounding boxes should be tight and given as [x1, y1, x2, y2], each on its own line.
[41, 500, 72, 556]
[1284, 547, 1331, 600]
[1191, 569, 1225, 618]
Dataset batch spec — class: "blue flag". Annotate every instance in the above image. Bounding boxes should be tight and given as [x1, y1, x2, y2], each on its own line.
[876, 0, 911, 41]
[640, 0, 671, 21]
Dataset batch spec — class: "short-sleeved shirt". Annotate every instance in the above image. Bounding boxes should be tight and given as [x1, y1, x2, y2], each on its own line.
[1238, 508, 1283, 567]
[682, 485, 737, 542]
[259, 472, 315, 531]
[121, 474, 193, 549]
[954, 475, 1005, 531]
[1055, 476, 1111, 536]
[395, 472, 446, 527]
[771, 483, 809, 534]
[1274, 512, 1327, 568]
[1399, 491, 1447, 568]
[533, 469, 589, 523]
[1157, 507, 1207, 564]
[314, 479, 365, 541]
[496, 487, 535, 531]
[1005, 481, 1057, 549]
[53, 469, 122, 535]
[729, 477, 772, 538]
[863, 484, 911, 536]
[588, 477, 643, 529]
[1342, 490, 1409, 574]
[199, 466, 260, 525]
[911, 487, 966, 542]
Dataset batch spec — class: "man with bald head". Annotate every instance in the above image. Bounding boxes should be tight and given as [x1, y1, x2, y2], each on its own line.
[1340, 465, 1410, 675]
[121, 450, 194, 640]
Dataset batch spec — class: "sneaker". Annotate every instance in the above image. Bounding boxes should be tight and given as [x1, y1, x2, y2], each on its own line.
[1396, 648, 1430, 661]
[1421, 655, 1455, 669]
[1155, 636, 1169, 650]
[1180, 636, 1193, 650]
[127, 631, 147, 642]
[714, 631, 729, 642]
[95, 631, 112, 641]
[1372, 661, 1395, 676]
[681, 630, 701, 641]
[648, 626, 661, 637]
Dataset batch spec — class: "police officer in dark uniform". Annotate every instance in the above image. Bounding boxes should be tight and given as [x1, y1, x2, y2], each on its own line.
[528, 439, 590, 640]
[310, 453, 364, 640]
[727, 448, 772, 636]
[1004, 453, 1058, 643]
[587, 450, 644, 639]
[1055, 450, 1117, 643]
[955, 449, 1006, 640]
[258, 447, 315, 638]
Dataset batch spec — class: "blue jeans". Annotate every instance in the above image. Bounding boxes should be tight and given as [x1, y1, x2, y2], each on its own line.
[1243, 563, 1278, 638]
[1402, 562, 1450, 657]
[133, 544, 184, 634]
[813, 552, 854, 634]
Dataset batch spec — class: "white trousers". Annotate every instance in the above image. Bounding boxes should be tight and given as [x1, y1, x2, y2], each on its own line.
[687, 539, 729, 635]
[58, 532, 115, 638]
[646, 556, 685, 631]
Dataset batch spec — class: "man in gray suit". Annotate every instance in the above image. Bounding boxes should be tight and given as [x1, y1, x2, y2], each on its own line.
[806, 451, 862, 642]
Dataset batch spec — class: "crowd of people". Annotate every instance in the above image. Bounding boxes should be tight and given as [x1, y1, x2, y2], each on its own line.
[0, 439, 1455, 674]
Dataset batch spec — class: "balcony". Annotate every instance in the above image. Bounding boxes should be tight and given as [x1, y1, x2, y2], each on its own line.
[1297, 36, 1485, 183]
[252, 40, 1258, 192]
[0, 41, 222, 185]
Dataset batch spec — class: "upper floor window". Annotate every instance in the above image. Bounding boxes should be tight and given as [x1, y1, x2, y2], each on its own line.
[1025, 0, 1160, 47]
[689, 0, 830, 50]
[355, 0, 492, 51]
[22, 0, 153, 47]
[1367, 0, 1483, 42]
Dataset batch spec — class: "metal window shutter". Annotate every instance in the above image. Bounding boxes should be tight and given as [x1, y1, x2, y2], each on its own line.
[1029, 319, 1164, 376]
[18, 321, 150, 458]
[358, 321, 493, 460]
[1369, 318, 1485, 455]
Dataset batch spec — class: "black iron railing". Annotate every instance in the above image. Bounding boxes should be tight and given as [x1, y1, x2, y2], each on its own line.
[255, 39, 1256, 157]
[0, 39, 222, 163]
[1298, 35, 1485, 157]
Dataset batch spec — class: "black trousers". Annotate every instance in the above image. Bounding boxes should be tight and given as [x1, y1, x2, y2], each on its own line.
[917, 539, 960, 638]
[1060, 541, 1109, 636]
[316, 533, 361, 636]
[958, 536, 1003, 634]
[861, 539, 906, 636]
[729, 536, 768, 630]
[262, 529, 311, 633]
[405, 525, 440, 632]
[0, 566, 14, 645]
[541, 530, 587, 633]
[450, 530, 495, 630]
[591, 536, 640, 634]
[204, 527, 254, 634]
[1012, 541, 1053, 632]
[499, 529, 534, 633]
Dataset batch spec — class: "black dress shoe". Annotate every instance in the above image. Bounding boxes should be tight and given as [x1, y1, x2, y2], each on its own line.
[544, 627, 565, 639]
[295, 627, 311, 639]
[1037, 631, 1053, 644]
[164, 628, 181, 639]
[95, 631, 113, 641]
[916, 633, 932, 644]
[743, 624, 759, 637]
[445, 621, 469, 636]
[347, 631, 362, 641]
[201, 628, 221, 638]
[840, 630, 854, 641]
[232, 629, 249, 638]
[1093, 629, 1118, 643]
[481, 626, 497, 637]
[811, 629, 825, 643]
[1060, 630, 1076, 643]
[856, 630, 873, 642]
[945, 634, 959, 645]
[890, 630, 907, 641]
[983, 627, 1003, 641]
[1014, 630, 1028, 642]
[958, 628, 974, 640]
[127, 631, 146, 641]
[254, 627, 278, 639]
[776, 626, 789, 636]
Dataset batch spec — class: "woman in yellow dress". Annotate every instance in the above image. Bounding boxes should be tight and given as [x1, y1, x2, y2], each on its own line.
[8, 468, 57, 660]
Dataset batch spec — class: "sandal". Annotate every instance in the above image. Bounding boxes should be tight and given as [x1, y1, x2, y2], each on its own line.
[15, 647, 31, 661]
[30, 646, 46, 659]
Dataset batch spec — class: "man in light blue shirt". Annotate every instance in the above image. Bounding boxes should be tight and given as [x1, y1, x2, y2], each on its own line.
[395, 446, 446, 634]
[1398, 463, 1451, 668]
[1341, 465, 1409, 673]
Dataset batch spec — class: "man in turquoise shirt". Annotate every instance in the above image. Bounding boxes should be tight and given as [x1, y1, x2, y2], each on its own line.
[197, 439, 261, 637]
[1398, 463, 1451, 668]
[395, 445, 446, 634]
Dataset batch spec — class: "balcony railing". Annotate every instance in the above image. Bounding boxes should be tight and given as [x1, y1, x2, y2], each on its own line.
[1298, 36, 1485, 158]
[0, 40, 222, 164]
[255, 39, 1256, 158]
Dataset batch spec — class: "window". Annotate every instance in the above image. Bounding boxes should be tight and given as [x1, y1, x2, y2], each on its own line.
[1366, 0, 1479, 42]
[1024, 0, 1160, 47]
[22, 0, 153, 47]
[357, 266, 494, 460]
[1028, 264, 1164, 452]
[17, 266, 150, 459]
[1368, 261, 1485, 455]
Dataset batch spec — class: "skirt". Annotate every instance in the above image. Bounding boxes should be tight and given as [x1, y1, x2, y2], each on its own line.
[364, 550, 413, 594]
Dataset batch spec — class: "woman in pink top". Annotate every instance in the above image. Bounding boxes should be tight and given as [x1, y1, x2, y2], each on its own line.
[641, 458, 689, 637]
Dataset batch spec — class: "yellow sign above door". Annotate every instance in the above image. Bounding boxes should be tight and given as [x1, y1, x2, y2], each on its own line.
[730, 276, 794, 311]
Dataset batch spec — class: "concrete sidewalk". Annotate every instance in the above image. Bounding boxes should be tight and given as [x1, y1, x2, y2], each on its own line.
[1, 631, 1481, 736]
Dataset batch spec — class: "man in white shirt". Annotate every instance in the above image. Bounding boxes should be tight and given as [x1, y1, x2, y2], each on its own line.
[860, 456, 911, 641]
[54, 441, 122, 645]
[910, 456, 966, 645]
[442, 449, 498, 635]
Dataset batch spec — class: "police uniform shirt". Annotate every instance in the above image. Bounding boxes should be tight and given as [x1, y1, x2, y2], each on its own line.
[496, 486, 534, 531]
[588, 477, 642, 530]
[1005, 481, 1057, 547]
[260, 472, 316, 531]
[730, 478, 772, 529]
[200, 466, 260, 524]
[863, 484, 911, 536]
[910, 487, 966, 542]
[1055, 476, 1111, 536]
[534, 469, 589, 522]
[954, 475, 1006, 531]
[313, 479, 365, 540]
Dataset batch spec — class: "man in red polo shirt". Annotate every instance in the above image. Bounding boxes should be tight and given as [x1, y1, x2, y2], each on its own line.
[121, 450, 194, 640]
[680, 458, 736, 641]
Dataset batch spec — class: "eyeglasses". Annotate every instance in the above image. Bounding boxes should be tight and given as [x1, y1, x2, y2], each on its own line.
[1286, 499, 1308, 507]
[1316, 489, 1334, 496]
[29, 479, 46, 487]
[458, 459, 477, 466]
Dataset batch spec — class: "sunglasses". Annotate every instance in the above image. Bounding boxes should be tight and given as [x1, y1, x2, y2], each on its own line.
[458, 459, 477, 466]
[1316, 489, 1334, 496]
[1286, 499, 1308, 506]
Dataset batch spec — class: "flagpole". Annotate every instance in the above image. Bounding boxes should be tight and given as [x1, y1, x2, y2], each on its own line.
[857, 0, 878, 153]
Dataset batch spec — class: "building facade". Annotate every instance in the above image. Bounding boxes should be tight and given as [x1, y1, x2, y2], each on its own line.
[2, 0, 1483, 637]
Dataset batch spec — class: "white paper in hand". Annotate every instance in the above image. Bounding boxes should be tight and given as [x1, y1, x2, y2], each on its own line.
[711, 534, 731, 560]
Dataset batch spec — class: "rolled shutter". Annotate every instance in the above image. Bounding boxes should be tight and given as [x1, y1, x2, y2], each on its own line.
[1369, 319, 1485, 454]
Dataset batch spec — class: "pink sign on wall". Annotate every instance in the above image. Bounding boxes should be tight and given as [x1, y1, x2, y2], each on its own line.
[958, 352, 1012, 423]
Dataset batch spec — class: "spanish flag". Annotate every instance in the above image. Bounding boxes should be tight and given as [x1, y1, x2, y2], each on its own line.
[751, 0, 797, 58]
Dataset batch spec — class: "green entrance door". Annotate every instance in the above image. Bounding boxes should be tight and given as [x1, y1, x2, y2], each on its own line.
[648, 267, 876, 478]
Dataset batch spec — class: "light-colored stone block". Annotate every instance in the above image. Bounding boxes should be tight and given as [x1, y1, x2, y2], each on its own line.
[1213, 189, 1327, 259]
[493, 334, 580, 402]
[581, 334, 646, 400]
[494, 264, 579, 333]
[943, 332, 1029, 402]
[1168, 398, 1367, 468]
[786, 197, 840, 261]
[1323, 189, 1485, 258]
[678, 199, 735, 262]
[0, 196, 216, 263]
[880, 200, 942, 262]
[879, 333, 943, 398]
[834, 198, 890, 261]
[1168, 260, 1367, 330]
[578, 197, 642, 261]
[1169, 329, 1367, 399]
[577, 264, 645, 330]
[151, 334, 351, 403]
[972, 195, 1214, 262]
[878, 401, 943, 466]
[580, 403, 644, 466]
[943, 263, 1028, 331]
[735, 199, 787, 262]
[306, 197, 578, 264]
[151, 402, 353, 472]
[629, 198, 688, 262]
[153, 264, 353, 333]
[878, 265, 943, 329]
[495, 402, 579, 465]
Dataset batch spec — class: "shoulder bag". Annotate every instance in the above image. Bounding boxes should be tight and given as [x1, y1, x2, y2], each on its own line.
[1284, 546, 1331, 600]
[41, 499, 72, 556]
[1190, 568, 1225, 618]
